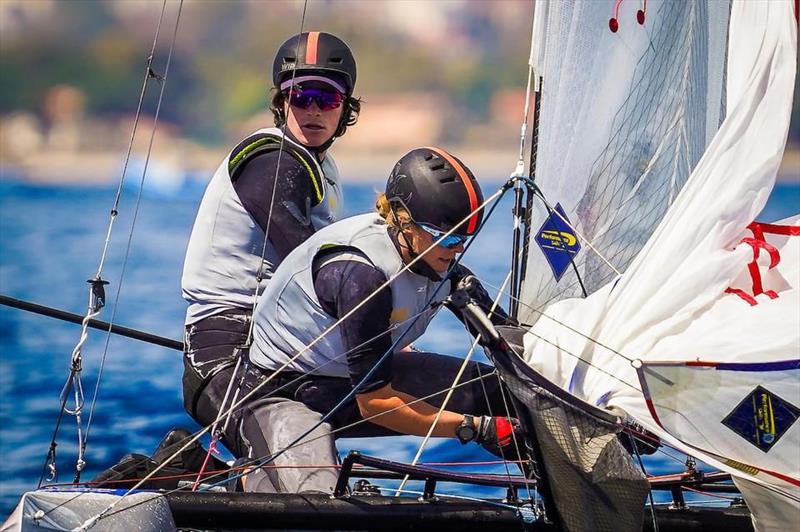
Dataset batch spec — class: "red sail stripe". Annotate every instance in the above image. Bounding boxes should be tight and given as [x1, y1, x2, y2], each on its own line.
[725, 287, 758, 306]
[306, 32, 319, 65]
[748, 221, 800, 236]
[424, 146, 479, 234]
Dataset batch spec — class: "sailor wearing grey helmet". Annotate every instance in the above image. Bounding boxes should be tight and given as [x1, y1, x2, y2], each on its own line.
[220, 147, 525, 494]
[180, 32, 362, 432]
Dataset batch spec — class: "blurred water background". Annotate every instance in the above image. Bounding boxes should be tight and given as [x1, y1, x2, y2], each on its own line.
[0, 178, 797, 516]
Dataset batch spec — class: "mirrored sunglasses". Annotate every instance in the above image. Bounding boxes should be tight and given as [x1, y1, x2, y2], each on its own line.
[418, 223, 468, 249]
[285, 87, 344, 111]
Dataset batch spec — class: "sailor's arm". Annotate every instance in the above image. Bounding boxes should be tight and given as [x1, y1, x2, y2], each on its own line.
[355, 384, 468, 436]
[314, 252, 475, 437]
[233, 151, 320, 261]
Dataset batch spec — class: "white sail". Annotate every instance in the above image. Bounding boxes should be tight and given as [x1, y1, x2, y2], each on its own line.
[521, 1, 798, 529]
[518, 0, 730, 324]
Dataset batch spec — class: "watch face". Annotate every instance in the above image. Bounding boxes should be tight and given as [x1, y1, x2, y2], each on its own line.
[457, 424, 475, 443]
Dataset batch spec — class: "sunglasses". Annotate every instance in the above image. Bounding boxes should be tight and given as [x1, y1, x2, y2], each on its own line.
[418, 223, 469, 249]
[285, 87, 344, 111]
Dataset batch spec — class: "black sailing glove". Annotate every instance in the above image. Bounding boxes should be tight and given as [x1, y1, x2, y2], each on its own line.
[447, 266, 518, 327]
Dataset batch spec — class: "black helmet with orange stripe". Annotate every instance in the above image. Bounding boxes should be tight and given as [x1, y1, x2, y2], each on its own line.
[386, 147, 484, 238]
[272, 31, 357, 95]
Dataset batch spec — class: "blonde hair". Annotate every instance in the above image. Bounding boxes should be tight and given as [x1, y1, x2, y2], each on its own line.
[375, 193, 411, 228]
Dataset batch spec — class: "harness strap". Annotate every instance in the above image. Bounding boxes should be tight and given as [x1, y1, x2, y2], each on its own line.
[228, 133, 325, 206]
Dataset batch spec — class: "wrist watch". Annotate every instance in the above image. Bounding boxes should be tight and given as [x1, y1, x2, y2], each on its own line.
[455, 414, 477, 444]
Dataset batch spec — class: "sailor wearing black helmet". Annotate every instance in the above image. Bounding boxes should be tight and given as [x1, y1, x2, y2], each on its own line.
[180, 32, 361, 431]
[223, 147, 523, 494]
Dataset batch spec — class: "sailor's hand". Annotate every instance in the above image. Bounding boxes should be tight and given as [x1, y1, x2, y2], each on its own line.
[475, 416, 521, 455]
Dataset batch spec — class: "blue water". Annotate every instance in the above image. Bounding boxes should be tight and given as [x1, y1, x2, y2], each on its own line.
[1, 179, 797, 516]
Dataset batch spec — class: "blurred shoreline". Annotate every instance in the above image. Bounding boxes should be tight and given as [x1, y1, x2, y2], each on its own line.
[2, 143, 798, 188]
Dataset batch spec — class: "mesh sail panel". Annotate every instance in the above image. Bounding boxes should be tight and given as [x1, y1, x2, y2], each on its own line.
[518, 0, 730, 324]
[492, 328, 649, 532]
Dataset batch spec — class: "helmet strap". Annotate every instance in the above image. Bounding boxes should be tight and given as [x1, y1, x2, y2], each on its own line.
[311, 100, 350, 154]
[389, 207, 443, 282]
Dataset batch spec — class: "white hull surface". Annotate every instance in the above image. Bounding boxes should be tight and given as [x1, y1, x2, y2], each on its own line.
[1, 490, 175, 532]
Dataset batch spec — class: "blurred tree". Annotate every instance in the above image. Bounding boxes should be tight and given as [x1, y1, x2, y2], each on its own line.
[1, 0, 796, 148]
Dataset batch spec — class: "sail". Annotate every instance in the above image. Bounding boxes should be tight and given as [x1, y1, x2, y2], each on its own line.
[518, 0, 730, 325]
[520, 0, 798, 529]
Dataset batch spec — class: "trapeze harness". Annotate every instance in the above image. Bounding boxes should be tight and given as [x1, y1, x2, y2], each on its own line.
[181, 127, 343, 416]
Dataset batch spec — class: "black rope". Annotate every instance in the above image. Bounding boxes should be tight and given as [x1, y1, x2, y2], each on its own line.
[516, 79, 543, 311]
[631, 432, 660, 532]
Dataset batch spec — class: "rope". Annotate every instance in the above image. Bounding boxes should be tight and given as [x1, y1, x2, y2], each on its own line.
[81, 0, 185, 480]
[212, 0, 310, 439]
[38, 0, 177, 486]
[531, 185, 622, 277]
[220, 187, 511, 487]
[84, 373, 503, 524]
[395, 269, 516, 495]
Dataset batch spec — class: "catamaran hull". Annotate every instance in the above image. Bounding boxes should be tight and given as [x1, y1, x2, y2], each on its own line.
[3, 489, 754, 532]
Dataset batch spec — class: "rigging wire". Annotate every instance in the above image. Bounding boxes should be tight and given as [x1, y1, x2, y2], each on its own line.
[37, 0, 176, 487]
[395, 269, 517, 496]
[90, 373, 504, 524]
[209, 0, 310, 443]
[215, 186, 512, 487]
[531, 185, 622, 277]
[631, 433, 660, 532]
[475, 361, 539, 507]
[464, 257, 538, 504]
[478, 273, 643, 395]
[187, 308, 427, 489]
[44, 307, 426, 520]
[81, 0, 185, 481]
[498, 316, 638, 394]
[533, 189, 589, 297]
[75, 185, 510, 527]
[200, 372, 505, 492]
[681, 486, 739, 501]
[481, 273, 637, 364]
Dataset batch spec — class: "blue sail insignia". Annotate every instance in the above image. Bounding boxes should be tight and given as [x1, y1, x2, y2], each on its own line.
[722, 385, 800, 453]
[535, 203, 581, 281]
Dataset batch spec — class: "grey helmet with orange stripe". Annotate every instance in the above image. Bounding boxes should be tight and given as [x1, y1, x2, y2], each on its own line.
[386, 147, 484, 238]
[272, 31, 357, 95]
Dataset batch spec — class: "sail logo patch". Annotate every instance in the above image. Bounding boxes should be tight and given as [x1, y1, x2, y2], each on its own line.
[535, 203, 580, 281]
[722, 385, 800, 453]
